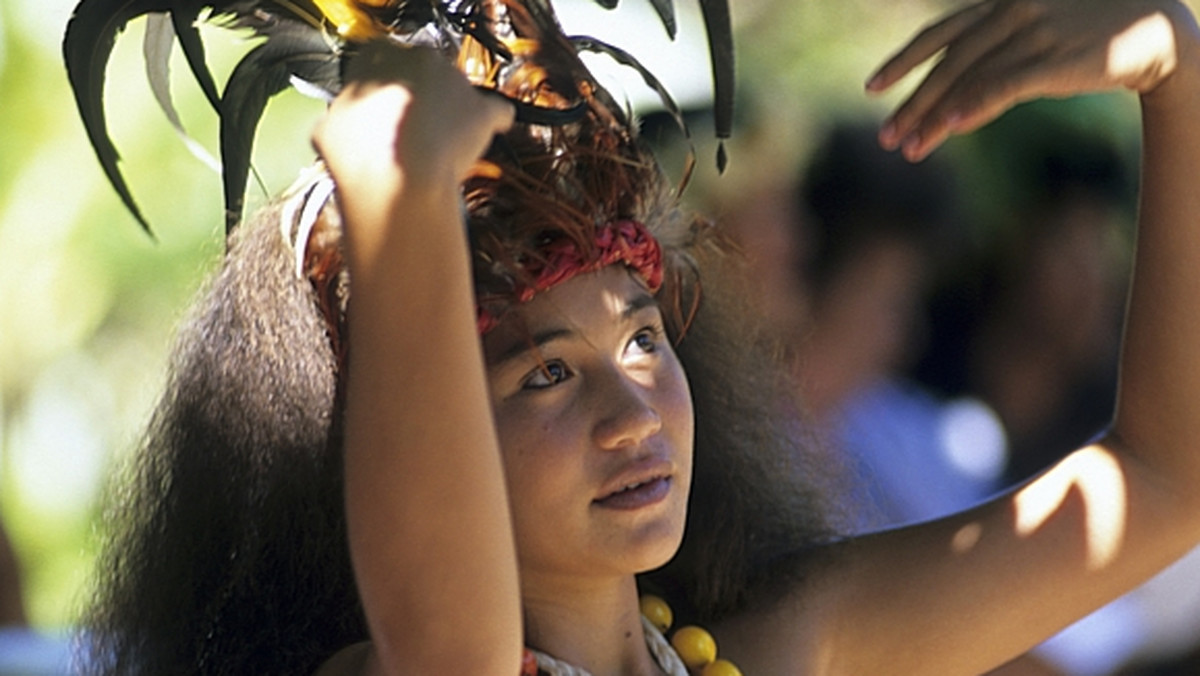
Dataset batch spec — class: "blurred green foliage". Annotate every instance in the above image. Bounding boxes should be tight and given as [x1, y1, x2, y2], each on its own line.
[0, 0, 1147, 633]
[0, 0, 323, 628]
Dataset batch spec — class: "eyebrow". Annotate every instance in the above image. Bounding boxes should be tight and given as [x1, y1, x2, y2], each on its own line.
[623, 292, 658, 318]
[487, 291, 659, 367]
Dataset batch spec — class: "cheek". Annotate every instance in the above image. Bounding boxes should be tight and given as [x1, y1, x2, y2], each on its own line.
[493, 403, 594, 568]
[661, 357, 696, 468]
[493, 400, 579, 506]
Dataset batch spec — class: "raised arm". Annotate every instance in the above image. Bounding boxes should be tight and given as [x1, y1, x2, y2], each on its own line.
[311, 43, 519, 675]
[716, 2, 1200, 674]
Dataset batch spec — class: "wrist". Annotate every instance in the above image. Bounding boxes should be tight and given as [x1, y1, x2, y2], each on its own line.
[339, 171, 466, 287]
[1140, 2, 1200, 104]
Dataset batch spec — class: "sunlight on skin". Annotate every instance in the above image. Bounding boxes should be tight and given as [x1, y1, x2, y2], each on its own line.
[605, 284, 656, 386]
[951, 521, 984, 554]
[1014, 445, 1129, 570]
[1107, 12, 1177, 88]
[538, 281, 659, 388]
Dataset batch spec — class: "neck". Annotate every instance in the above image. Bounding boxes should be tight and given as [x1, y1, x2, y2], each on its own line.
[522, 573, 661, 676]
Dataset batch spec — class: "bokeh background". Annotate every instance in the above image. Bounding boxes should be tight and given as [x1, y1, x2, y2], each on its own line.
[0, 0, 1147, 661]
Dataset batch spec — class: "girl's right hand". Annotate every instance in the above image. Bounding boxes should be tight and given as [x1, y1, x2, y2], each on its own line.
[311, 41, 514, 266]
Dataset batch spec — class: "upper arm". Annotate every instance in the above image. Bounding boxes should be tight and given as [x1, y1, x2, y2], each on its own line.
[719, 436, 1200, 675]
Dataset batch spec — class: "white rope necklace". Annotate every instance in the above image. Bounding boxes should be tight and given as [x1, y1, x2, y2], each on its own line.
[527, 616, 689, 676]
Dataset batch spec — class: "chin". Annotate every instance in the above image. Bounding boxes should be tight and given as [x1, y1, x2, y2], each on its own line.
[627, 515, 688, 574]
[584, 489, 690, 574]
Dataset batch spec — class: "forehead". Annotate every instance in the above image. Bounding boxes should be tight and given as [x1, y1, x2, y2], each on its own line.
[482, 267, 657, 361]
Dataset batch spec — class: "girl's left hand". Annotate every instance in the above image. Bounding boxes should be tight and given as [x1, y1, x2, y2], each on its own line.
[868, 0, 1196, 161]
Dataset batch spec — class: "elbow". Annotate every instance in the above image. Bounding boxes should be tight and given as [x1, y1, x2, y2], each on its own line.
[1096, 421, 1200, 517]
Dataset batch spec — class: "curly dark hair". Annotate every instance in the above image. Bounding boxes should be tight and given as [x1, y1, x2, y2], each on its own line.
[79, 98, 843, 674]
[80, 202, 364, 674]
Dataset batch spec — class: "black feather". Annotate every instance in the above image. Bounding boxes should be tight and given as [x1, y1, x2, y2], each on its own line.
[585, 0, 676, 40]
[63, 0, 182, 233]
[451, 4, 515, 60]
[219, 20, 337, 232]
[509, 97, 589, 126]
[570, 36, 689, 140]
[647, 0, 676, 39]
[572, 35, 695, 189]
[171, 7, 223, 110]
[579, 0, 728, 169]
[698, 0, 732, 171]
[64, 0, 735, 233]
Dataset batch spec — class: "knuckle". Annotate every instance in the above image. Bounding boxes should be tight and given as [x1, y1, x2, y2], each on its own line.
[944, 79, 988, 118]
[997, 0, 1050, 25]
[1022, 22, 1058, 51]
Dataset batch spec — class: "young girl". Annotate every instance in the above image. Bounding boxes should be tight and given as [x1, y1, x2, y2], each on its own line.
[77, 0, 1200, 674]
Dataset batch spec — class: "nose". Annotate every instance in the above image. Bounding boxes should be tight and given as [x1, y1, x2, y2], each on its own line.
[592, 367, 663, 450]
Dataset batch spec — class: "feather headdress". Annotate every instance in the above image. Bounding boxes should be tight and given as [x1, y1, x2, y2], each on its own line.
[63, 0, 734, 235]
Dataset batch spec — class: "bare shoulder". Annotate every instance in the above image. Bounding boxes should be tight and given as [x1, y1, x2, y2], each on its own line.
[710, 546, 852, 675]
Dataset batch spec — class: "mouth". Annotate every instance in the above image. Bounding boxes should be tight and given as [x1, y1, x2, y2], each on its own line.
[593, 473, 672, 510]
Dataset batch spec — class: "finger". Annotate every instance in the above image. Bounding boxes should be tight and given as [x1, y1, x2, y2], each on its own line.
[485, 96, 516, 135]
[450, 93, 515, 178]
[904, 6, 1099, 160]
[900, 51, 1059, 161]
[867, 1, 992, 94]
[474, 89, 519, 135]
[880, 5, 1044, 148]
[880, 0, 1070, 151]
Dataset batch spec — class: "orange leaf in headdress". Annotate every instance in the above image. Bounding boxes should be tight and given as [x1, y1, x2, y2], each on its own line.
[312, 0, 383, 40]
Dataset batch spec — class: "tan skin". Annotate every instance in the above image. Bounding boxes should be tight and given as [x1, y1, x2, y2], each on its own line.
[485, 267, 694, 675]
[313, 45, 519, 675]
[313, 1, 1200, 673]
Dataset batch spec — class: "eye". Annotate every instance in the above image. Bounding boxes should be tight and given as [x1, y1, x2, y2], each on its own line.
[522, 360, 572, 390]
[628, 326, 663, 356]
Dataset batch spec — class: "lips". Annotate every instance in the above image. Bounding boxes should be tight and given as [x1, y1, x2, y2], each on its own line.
[594, 476, 672, 510]
[593, 459, 673, 510]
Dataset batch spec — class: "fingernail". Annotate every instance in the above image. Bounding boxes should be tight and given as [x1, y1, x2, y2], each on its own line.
[902, 133, 922, 161]
[865, 72, 884, 92]
[879, 121, 898, 149]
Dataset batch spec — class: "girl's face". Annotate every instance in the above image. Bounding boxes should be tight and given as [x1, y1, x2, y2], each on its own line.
[483, 266, 694, 585]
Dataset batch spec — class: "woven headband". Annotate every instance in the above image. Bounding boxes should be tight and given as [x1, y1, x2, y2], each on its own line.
[475, 219, 664, 333]
[281, 171, 664, 335]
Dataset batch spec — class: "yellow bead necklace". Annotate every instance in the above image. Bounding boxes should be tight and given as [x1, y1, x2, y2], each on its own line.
[522, 595, 742, 676]
[639, 595, 744, 676]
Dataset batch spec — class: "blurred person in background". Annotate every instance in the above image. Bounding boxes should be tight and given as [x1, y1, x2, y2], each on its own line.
[727, 109, 1200, 676]
[789, 121, 1007, 528]
[723, 120, 1005, 531]
[911, 106, 1200, 676]
[916, 108, 1134, 487]
[725, 120, 1054, 675]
